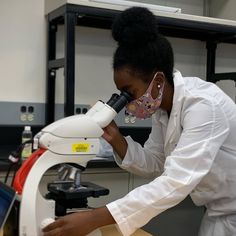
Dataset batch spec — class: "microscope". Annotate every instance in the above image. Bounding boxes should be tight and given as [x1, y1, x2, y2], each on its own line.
[13, 91, 132, 236]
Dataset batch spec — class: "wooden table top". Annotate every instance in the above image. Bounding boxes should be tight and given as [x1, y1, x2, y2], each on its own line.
[100, 225, 152, 236]
[0, 224, 152, 236]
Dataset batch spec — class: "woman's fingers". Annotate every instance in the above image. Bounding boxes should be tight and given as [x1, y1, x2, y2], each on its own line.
[43, 228, 62, 236]
[43, 219, 63, 233]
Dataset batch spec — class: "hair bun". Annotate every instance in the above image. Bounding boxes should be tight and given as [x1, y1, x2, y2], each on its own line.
[112, 7, 159, 47]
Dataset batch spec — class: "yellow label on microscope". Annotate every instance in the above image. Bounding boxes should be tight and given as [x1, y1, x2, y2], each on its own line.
[72, 143, 90, 153]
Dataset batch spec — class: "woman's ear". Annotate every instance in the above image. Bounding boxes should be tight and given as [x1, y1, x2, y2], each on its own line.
[154, 72, 165, 88]
[151, 72, 165, 99]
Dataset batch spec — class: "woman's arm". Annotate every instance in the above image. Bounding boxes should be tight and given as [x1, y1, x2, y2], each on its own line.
[43, 207, 115, 236]
[102, 121, 128, 160]
[103, 116, 166, 177]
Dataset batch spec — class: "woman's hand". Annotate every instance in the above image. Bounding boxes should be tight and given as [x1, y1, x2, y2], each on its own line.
[102, 121, 128, 159]
[42, 211, 96, 236]
[42, 207, 115, 236]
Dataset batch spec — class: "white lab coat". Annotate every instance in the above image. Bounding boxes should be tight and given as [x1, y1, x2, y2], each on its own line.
[106, 70, 236, 236]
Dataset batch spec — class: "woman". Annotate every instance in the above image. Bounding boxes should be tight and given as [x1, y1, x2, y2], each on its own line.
[43, 7, 236, 236]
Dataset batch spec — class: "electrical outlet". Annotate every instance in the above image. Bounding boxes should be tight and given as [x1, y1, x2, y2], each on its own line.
[20, 105, 27, 122]
[19, 105, 35, 122]
[17, 103, 45, 125]
[27, 105, 35, 122]
[74, 104, 91, 114]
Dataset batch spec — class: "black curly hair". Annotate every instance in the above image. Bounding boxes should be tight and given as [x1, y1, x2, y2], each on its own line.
[112, 7, 174, 86]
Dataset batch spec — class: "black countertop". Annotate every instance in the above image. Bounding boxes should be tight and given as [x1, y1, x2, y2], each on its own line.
[0, 155, 118, 172]
[87, 156, 118, 168]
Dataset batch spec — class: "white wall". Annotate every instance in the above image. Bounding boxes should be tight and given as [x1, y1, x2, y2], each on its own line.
[56, 26, 208, 104]
[209, 0, 236, 20]
[209, 0, 236, 100]
[0, 0, 46, 103]
[208, 0, 236, 100]
[55, 26, 118, 104]
[0, 0, 235, 104]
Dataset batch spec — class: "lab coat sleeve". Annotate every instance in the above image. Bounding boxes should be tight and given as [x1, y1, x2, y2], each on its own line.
[113, 114, 166, 177]
[107, 99, 230, 236]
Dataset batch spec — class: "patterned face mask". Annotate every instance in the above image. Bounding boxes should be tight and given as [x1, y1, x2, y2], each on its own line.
[125, 72, 164, 120]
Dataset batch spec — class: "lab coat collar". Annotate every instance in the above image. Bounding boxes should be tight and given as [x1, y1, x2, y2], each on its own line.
[164, 69, 185, 147]
[155, 109, 168, 127]
[171, 69, 186, 113]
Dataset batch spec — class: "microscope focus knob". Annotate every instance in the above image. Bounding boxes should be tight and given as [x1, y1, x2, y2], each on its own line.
[40, 218, 55, 230]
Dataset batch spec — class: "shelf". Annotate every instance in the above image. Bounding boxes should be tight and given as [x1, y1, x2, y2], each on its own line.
[214, 72, 236, 82]
[47, 2, 236, 43]
[45, 2, 236, 123]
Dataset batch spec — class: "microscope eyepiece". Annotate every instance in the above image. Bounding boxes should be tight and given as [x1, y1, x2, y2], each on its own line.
[106, 91, 133, 113]
[120, 91, 133, 103]
[106, 93, 120, 107]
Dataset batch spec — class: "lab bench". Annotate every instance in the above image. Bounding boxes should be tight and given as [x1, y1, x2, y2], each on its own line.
[0, 126, 204, 235]
[0, 155, 204, 236]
